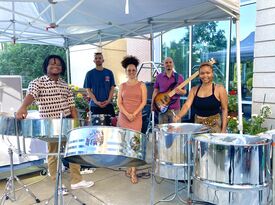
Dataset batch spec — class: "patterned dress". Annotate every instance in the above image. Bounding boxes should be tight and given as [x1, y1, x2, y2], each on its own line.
[117, 82, 142, 132]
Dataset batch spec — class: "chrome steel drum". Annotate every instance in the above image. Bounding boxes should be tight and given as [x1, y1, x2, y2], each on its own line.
[64, 126, 147, 167]
[90, 114, 112, 126]
[193, 133, 272, 205]
[0, 112, 18, 135]
[155, 123, 209, 180]
[21, 118, 78, 142]
[258, 129, 275, 140]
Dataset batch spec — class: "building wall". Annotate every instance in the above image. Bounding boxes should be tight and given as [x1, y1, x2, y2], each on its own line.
[70, 39, 127, 87]
[252, 0, 275, 129]
[70, 38, 151, 87]
[126, 38, 151, 82]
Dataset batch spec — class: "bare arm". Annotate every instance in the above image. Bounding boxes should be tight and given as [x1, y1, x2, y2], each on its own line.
[117, 84, 132, 121]
[150, 88, 159, 111]
[132, 83, 147, 117]
[70, 106, 78, 119]
[173, 87, 196, 122]
[219, 86, 228, 133]
[16, 94, 35, 119]
[86, 88, 98, 105]
[107, 85, 115, 103]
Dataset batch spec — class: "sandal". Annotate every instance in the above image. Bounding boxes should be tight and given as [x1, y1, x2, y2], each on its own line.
[125, 168, 132, 177]
[130, 167, 138, 184]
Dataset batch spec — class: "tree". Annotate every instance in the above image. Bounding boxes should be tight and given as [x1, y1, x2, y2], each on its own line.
[0, 43, 66, 88]
[162, 22, 227, 84]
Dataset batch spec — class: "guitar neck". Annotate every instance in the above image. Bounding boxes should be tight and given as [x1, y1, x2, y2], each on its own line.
[168, 71, 199, 97]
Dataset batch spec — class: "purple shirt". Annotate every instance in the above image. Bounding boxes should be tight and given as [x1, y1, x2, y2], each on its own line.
[154, 72, 184, 110]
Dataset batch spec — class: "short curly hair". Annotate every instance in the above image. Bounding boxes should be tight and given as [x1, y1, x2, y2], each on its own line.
[121, 55, 139, 69]
[42, 55, 66, 75]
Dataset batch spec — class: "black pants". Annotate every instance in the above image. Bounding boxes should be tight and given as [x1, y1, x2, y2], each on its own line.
[90, 104, 115, 117]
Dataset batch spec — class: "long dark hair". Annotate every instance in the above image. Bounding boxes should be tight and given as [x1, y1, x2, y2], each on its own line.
[42, 55, 66, 75]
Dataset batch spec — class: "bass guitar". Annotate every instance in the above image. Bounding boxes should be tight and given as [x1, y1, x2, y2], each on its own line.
[154, 71, 199, 113]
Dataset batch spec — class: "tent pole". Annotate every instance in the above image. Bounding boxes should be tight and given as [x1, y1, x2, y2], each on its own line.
[235, 19, 243, 134]
[188, 25, 193, 120]
[64, 37, 71, 84]
[225, 18, 232, 93]
[65, 46, 71, 84]
[150, 22, 154, 62]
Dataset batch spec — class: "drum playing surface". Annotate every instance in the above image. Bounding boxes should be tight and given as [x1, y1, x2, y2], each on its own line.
[64, 126, 147, 167]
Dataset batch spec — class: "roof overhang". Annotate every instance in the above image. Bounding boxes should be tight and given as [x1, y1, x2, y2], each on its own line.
[0, 0, 240, 47]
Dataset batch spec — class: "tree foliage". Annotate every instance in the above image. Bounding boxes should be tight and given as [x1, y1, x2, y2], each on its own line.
[0, 43, 66, 88]
[162, 22, 227, 69]
[162, 22, 227, 85]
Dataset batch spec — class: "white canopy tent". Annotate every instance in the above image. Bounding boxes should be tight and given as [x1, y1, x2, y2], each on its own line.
[0, 0, 242, 132]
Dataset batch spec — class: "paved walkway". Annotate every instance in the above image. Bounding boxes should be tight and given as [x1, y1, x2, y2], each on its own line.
[0, 167, 191, 205]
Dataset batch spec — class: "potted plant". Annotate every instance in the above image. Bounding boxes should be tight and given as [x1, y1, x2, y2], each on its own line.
[227, 105, 272, 134]
[69, 84, 89, 120]
[228, 94, 238, 117]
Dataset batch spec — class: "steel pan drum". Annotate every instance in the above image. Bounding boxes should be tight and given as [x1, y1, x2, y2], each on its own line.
[64, 126, 147, 167]
[0, 112, 18, 135]
[21, 118, 78, 142]
[91, 114, 112, 126]
[193, 133, 272, 205]
[155, 123, 209, 180]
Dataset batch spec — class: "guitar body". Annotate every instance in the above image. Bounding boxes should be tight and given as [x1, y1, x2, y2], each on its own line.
[154, 91, 171, 113]
[153, 70, 200, 114]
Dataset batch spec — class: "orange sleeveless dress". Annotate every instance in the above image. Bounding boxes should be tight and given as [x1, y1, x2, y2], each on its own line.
[117, 81, 142, 132]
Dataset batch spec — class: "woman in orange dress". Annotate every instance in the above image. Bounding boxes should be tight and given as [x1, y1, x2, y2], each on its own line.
[117, 55, 147, 184]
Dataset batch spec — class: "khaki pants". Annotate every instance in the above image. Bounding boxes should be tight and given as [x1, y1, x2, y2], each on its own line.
[158, 109, 180, 124]
[48, 142, 82, 184]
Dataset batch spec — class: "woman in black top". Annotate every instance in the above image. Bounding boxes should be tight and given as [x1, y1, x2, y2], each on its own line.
[173, 62, 228, 133]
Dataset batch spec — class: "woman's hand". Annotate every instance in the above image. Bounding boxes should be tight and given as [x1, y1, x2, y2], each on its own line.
[126, 113, 135, 122]
[173, 115, 180, 123]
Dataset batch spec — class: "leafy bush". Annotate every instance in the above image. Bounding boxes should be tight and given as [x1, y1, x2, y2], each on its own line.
[228, 105, 272, 135]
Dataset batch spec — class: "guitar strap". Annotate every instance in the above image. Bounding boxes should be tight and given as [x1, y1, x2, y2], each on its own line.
[167, 72, 178, 91]
[167, 72, 179, 106]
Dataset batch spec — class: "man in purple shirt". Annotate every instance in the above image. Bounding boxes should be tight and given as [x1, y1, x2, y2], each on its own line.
[151, 57, 186, 124]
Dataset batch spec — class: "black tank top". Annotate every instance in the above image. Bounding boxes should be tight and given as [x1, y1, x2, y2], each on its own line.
[193, 84, 221, 117]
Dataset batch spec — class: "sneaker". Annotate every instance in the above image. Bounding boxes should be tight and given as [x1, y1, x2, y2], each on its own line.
[80, 168, 96, 175]
[71, 180, 94, 190]
[59, 185, 68, 196]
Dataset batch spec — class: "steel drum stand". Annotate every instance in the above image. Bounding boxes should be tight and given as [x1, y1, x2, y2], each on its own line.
[159, 164, 187, 203]
[149, 112, 205, 205]
[180, 133, 206, 205]
[150, 112, 188, 204]
[150, 111, 156, 205]
[0, 115, 40, 205]
[45, 114, 85, 205]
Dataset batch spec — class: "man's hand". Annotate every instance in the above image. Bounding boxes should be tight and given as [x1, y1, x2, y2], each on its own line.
[16, 107, 28, 119]
[100, 100, 110, 108]
[175, 88, 187, 95]
[94, 100, 108, 108]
